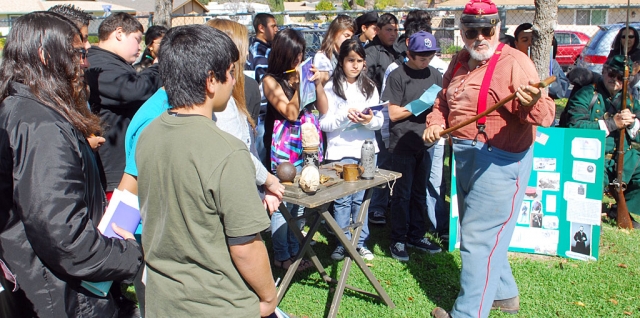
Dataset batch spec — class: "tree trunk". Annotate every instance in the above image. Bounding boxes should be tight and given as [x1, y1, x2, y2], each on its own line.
[365, 0, 374, 10]
[531, 0, 558, 82]
[154, 0, 172, 28]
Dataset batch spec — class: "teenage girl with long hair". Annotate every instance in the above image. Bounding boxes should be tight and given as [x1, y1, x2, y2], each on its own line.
[0, 11, 142, 316]
[314, 15, 356, 81]
[318, 38, 383, 261]
[262, 28, 327, 270]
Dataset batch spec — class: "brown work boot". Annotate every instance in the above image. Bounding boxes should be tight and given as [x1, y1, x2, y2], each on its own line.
[491, 295, 520, 314]
[430, 307, 452, 318]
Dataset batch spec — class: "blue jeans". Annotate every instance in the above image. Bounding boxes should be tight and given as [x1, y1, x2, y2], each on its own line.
[255, 115, 267, 164]
[271, 202, 304, 262]
[389, 149, 428, 243]
[368, 130, 391, 214]
[450, 139, 532, 318]
[426, 142, 449, 234]
[329, 158, 369, 248]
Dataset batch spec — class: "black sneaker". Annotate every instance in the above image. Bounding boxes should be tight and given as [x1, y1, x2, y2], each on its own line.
[408, 237, 442, 254]
[390, 242, 409, 261]
[369, 210, 386, 225]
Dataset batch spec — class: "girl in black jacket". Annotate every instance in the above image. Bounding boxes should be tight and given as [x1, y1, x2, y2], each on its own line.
[0, 12, 142, 317]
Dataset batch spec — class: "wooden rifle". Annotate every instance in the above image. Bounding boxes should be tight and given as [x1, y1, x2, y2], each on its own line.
[610, 0, 634, 229]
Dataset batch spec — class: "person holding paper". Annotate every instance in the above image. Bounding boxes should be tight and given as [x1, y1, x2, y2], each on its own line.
[383, 31, 443, 262]
[424, 1, 555, 316]
[318, 39, 383, 261]
[136, 25, 277, 317]
[262, 29, 327, 271]
[0, 12, 143, 317]
[314, 15, 356, 80]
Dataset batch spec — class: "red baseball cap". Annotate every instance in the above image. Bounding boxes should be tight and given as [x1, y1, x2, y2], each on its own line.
[461, 0, 501, 28]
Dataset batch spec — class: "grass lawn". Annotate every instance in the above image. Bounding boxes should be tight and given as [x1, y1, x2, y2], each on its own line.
[270, 217, 639, 317]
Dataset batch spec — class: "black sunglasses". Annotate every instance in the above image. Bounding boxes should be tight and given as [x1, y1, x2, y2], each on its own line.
[606, 70, 624, 82]
[464, 27, 495, 40]
[75, 48, 87, 60]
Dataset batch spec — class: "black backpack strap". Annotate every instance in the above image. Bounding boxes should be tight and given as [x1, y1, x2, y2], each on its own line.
[587, 83, 598, 113]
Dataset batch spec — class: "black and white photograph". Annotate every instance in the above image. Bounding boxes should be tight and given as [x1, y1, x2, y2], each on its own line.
[530, 212, 543, 228]
[537, 172, 561, 191]
[570, 222, 592, 256]
[533, 158, 557, 172]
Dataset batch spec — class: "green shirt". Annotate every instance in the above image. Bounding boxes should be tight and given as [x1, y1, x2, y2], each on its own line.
[137, 111, 270, 317]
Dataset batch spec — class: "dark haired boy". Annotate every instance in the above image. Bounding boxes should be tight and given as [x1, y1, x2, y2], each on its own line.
[247, 13, 278, 84]
[354, 11, 378, 47]
[136, 24, 276, 316]
[85, 12, 161, 197]
[365, 13, 401, 93]
[383, 31, 443, 261]
[48, 4, 91, 50]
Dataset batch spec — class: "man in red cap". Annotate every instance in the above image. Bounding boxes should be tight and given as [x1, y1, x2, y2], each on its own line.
[424, 0, 556, 317]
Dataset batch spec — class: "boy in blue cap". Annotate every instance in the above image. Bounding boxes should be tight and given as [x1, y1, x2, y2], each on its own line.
[383, 31, 443, 261]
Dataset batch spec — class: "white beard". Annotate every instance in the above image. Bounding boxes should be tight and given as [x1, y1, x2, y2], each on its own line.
[465, 40, 496, 61]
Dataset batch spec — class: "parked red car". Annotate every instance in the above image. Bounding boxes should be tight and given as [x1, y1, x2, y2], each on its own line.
[554, 30, 590, 72]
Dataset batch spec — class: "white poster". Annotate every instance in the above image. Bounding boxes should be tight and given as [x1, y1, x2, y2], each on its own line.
[571, 137, 601, 160]
[566, 198, 602, 225]
[572, 161, 597, 183]
[564, 181, 587, 200]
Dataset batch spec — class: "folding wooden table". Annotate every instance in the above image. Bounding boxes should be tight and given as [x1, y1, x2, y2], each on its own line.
[276, 168, 401, 317]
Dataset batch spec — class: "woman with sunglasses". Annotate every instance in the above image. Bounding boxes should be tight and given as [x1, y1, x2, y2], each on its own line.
[609, 26, 640, 60]
[564, 55, 640, 229]
[0, 11, 143, 317]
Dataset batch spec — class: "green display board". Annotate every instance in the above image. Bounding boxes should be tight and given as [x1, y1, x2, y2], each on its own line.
[448, 127, 606, 261]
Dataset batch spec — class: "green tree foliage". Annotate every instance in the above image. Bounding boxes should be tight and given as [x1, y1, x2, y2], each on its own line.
[342, 0, 351, 10]
[197, 0, 210, 5]
[315, 0, 335, 11]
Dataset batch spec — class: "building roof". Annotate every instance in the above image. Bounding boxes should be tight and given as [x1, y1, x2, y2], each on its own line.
[437, 0, 633, 6]
[102, 0, 208, 15]
[0, 0, 136, 15]
[173, 0, 209, 13]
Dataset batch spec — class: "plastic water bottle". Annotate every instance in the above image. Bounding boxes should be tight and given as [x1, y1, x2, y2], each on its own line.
[360, 139, 375, 180]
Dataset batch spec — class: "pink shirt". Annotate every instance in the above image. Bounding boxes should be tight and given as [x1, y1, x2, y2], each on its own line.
[427, 45, 556, 153]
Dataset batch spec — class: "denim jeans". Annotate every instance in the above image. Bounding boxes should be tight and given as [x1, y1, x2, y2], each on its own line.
[450, 139, 532, 318]
[328, 158, 369, 248]
[368, 130, 391, 214]
[426, 141, 449, 234]
[389, 149, 428, 243]
[271, 202, 304, 262]
[255, 115, 267, 164]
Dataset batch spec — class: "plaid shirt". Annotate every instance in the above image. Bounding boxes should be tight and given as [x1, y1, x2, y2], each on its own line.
[427, 45, 556, 153]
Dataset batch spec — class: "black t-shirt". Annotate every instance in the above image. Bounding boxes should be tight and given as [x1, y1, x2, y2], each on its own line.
[244, 75, 261, 124]
[382, 63, 443, 154]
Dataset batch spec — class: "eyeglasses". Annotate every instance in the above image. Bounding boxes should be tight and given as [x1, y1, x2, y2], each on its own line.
[464, 27, 495, 40]
[606, 70, 624, 82]
[75, 48, 87, 60]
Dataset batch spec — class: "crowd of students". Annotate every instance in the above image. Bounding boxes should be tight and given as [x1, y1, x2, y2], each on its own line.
[3, 0, 628, 316]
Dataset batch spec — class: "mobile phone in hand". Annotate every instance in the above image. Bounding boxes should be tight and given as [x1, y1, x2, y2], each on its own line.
[360, 108, 371, 116]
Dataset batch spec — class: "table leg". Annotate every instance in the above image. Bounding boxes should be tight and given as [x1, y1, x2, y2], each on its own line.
[323, 188, 395, 318]
[276, 203, 331, 303]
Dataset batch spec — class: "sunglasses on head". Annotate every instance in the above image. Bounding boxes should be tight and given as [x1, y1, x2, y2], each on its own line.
[75, 48, 87, 60]
[464, 27, 495, 40]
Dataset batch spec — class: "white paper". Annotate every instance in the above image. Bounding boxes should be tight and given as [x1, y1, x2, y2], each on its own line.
[542, 215, 559, 230]
[533, 158, 556, 171]
[571, 137, 601, 160]
[451, 193, 459, 218]
[572, 161, 597, 183]
[566, 198, 602, 225]
[510, 226, 536, 249]
[0, 284, 4, 293]
[546, 194, 557, 212]
[537, 172, 560, 191]
[564, 181, 587, 200]
[97, 189, 140, 234]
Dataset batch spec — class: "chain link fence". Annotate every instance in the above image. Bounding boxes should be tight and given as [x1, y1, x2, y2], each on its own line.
[1, 4, 638, 61]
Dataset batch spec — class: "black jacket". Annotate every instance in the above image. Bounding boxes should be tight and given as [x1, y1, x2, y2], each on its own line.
[365, 36, 401, 94]
[0, 82, 143, 317]
[85, 47, 161, 192]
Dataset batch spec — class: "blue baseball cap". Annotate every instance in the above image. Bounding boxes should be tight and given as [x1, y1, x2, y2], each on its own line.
[408, 31, 440, 53]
